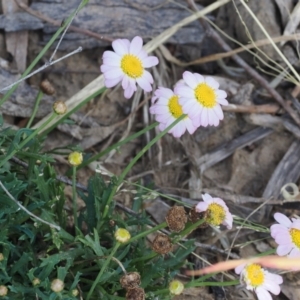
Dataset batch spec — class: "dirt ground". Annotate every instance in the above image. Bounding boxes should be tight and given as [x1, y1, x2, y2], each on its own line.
[2, 0, 300, 299]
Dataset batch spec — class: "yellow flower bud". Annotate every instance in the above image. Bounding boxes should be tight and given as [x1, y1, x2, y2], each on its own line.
[0, 253, 4, 262]
[68, 151, 83, 166]
[169, 280, 184, 295]
[115, 228, 131, 243]
[53, 100, 67, 115]
[0, 285, 8, 297]
[51, 278, 64, 293]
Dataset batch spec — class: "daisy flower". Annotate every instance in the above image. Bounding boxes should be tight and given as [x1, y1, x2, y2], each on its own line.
[100, 36, 159, 99]
[174, 71, 228, 127]
[235, 263, 283, 300]
[149, 87, 198, 138]
[270, 212, 300, 257]
[195, 193, 233, 229]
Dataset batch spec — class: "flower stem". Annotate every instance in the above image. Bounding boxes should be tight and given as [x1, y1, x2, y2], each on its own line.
[76, 122, 158, 172]
[72, 166, 78, 230]
[26, 90, 44, 128]
[103, 115, 186, 218]
[86, 242, 121, 299]
[0, 113, 57, 169]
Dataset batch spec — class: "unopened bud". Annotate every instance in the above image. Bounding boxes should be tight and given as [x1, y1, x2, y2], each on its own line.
[152, 233, 173, 254]
[0, 285, 8, 297]
[165, 206, 187, 232]
[0, 253, 4, 262]
[120, 272, 141, 289]
[68, 151, 83, 166]
[169, 280, 184, 295]
[115, 228, 131, 243]
[53, 100, 67, 115]
[32, 278, 41, 286]
[71, 289, 79, 296]
[126, 287, 145, 300]
[40, 79, 55, 95]
[51, 278, 64, 293]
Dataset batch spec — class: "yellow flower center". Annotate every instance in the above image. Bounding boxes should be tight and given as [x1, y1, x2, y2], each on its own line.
[121, 54, 143, 78]
[290, 228, 300, 248]
[245, 264, 265, 287]
[194, 83, 216, 108]
[168, 95, 183, 118]
[206, 203, 225, 226]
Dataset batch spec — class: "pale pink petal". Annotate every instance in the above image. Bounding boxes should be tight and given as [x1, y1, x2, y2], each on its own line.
[277, 244, 293, 256]
[217, 98, 229, 105]
[136, 77, 152, 92]
[274, 234, 292, 244]
[234, 264, 246, 275]
[103, 50, 120, 60]
[216, 90, 227, 99]
[142, 70, 154, 84]
[112, 39, 129, 56]
[202, 193, 213, 202]
[102, 57, 120, 67]
[263, 280, 281, 295]
[175, 85, 194, 98]
[103, 68, 123, 79]
[205, 76, 219, 89]
[195, 202, 209, 212]
[105, 77, 122, 88]
[194, 73, 205, 83]
[256, 287, 272, 300]
[101, 64, 119, 73]
[270, 224, 288, 238]
[129, 36, 143, 55]
[138, 49, 148, 60]
[124, 86, 135, 99]
[288, 247, 300, 258]
[143, 56, 159, 67]
[184, 119, 198, 134]
[212, 104, 224, 120]
[274, 213, 292, 227]
[266, 273, 283, 285]
[200, 109, 209, 127]
[182, 71, 198, 88]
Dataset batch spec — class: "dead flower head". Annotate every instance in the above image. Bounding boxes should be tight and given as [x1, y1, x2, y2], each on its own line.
[165, 205, 187, 232]
[152, 233, 173, 255]
[189, 205, 207, 227]
[126, 287, 145, 300]
[120, 272, 141, 289]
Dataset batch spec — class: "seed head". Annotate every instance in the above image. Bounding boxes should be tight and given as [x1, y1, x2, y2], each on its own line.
[40, 79, 55, 95]
[71, 289, 79, 296]
[32, 278, 41, 286]
[126, 287, 145, 300]
[152, 233, 173, 254]
[165, 205, 187, 232]
[120, 272, 141, 289]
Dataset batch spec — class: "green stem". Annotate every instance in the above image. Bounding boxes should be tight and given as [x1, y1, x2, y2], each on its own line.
[26, 90, 44, 128]
[0, 113, 57, 169]
[126, 222, 167, 244]
[103, 115, 186, 218]
[39, 87, 106, 139]
[75, 122, 158, 173]
[0, 0, 88, 108]
[86, 242, 121, 300]
[72, 166, 78, 230]
[172, 219, 205, 243]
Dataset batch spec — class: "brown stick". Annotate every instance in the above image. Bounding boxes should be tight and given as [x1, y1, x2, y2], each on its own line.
[223, 103, 282, 114]
[187, 0, 300, 127]
[16, 0, 113, 43]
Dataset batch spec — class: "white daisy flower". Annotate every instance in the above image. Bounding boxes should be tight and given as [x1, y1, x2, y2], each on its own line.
[270, 212, 300, 257]
[149, 87, 198, 138]
[195, 193, 233, 229]
[100, 36, 159, 99]
[235, 263, 283, 300]
[174, 71, 228, 127]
